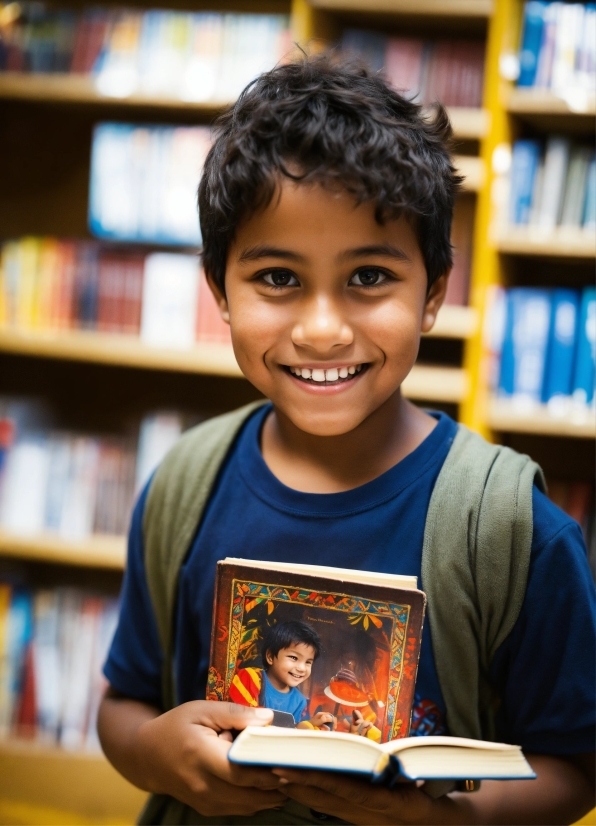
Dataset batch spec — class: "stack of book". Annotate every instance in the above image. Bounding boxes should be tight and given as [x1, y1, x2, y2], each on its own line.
[0, 4, 291, 102]
[340, 31, 485, 108]
[509, 137, 595, 230]
[0, 582, 118, 751]
[89, 123, 211, 246]
[0, 238, 231, 347]
[517, 1, 596, 92]
[0, 397, 192, 541]
[491, 286, 595, 413]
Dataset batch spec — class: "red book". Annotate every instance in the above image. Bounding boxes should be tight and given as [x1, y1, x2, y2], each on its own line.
[445, 196, 474, 306]
[120, 255, 145, 335]
[97, 254, 124, 333]
[384, 38, 425, 99]
[14, 643, 37, 739]
[195, 271, 232, 345]
[208, 558, 425, 743]
[51, 241, 76, 330]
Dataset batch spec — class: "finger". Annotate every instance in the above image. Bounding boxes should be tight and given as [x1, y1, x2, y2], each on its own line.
[186, 700, 273, 732]
[186, 727, 284, 790]
[187, 773, 288, 817]
[272, 770, 398, 811]
[281, 784, 390, 825]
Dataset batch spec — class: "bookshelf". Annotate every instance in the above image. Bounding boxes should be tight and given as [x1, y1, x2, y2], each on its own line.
[0, 1, 593, 824]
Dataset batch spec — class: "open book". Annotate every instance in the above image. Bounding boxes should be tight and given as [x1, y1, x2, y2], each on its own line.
[229, 726, 536, 784]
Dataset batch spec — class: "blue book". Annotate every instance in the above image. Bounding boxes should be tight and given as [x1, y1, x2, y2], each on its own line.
[542, 289, 580, 404]
[1, 589, 33, 732]
[582, 154, 596, 230]
[499, 288, 552, 403]
[509, 140, 541, 225]
[498, 291, 516, 397]
[572, 288, 596, 408]
[518, 1, 548, 87]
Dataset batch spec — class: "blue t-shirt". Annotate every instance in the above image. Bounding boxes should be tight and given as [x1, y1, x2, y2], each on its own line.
[104, 407, 596, 754]
[261, 672, 308, 723]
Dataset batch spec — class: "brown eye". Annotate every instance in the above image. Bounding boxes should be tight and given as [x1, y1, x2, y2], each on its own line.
[262, 270, 299, 287]
[350, 269, 387, 287]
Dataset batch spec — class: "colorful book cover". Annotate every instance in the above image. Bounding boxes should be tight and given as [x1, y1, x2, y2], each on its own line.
[208, 560, 425, 743]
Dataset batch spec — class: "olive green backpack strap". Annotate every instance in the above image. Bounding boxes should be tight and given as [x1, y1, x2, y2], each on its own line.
[142, 400, 267, 709]
[422, 423, 546, 741]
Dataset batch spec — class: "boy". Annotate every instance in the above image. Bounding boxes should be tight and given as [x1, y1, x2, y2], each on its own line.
[229, 620, 333, 727]
[98, 54, 595, 825]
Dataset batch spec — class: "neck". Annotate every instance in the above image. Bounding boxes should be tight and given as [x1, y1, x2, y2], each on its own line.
[266, 671, 290, 692]
[261, 392, 437, 493]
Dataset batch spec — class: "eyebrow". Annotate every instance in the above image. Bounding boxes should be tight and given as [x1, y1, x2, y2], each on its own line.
[340, 244, 412, 263]
[237, 243, 411, 265]
[237, 245, 306, 264]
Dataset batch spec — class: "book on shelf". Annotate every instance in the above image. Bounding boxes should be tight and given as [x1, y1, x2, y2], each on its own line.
[508, 138, 596, 231]
[516, 0, 596, 93]
[0, 395, 199, 542]
[493, 286, 595, 414]
[89, 123, 212, 246]
[341, 31, 485, 109]
[228, 726, 535, 787]
[0, 4, 291, 104]
[0, 582, 118, 750]
[208, 558, 425, 744]
[0, 237, 231, 347]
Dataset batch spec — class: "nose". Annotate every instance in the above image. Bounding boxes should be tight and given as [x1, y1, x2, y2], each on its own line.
[291, 295, 353, 352]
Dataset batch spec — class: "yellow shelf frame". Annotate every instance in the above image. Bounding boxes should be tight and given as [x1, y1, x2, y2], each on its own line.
[308, 0, 493, 18]
[0, 530, 126, 569]
[0, 740, 146, 826]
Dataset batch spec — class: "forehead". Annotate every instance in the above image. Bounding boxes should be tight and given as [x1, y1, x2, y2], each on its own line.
[229, 179, 423, 266]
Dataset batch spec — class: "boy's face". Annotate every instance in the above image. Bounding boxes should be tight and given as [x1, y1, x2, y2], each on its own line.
[266, 642, 316, 692]
[212, 179, 447, 437]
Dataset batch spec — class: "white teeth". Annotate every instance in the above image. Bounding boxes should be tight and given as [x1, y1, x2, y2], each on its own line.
[338, 367, 348, 379]
[325, 368, 339, 382]
[311, 369, 326, 382]
[291, 364, 363, 381]
[301, 368, 312, 379]
[348, 366, 356, 375]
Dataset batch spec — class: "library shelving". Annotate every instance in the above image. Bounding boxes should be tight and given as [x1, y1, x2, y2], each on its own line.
[1, 1, 592, 824]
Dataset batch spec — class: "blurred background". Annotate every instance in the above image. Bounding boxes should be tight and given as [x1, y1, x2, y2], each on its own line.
[0, 0, 594, 822]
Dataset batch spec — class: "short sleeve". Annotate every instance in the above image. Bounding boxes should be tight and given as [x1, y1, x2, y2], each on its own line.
[490, 487, 596, 754]
[103, 482, 164, 708]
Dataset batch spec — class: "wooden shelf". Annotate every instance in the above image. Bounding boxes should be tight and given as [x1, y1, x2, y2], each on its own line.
[402, 365, 467, 403]
[489, 399, 596, 439]
[495, 228, 596, 259]
[309, 0, 492, 18]
[506, 88, 596, 117]
[0, 740, 146, 825]
[0, 74, 488, 140]
[430, 305, 478, 339]
[0, 530, 126, 569]
[448, 107, 488, 139]
[455, 155, 485, 192]
[0, 328, 242, 377]
[0, 72, 229, 112]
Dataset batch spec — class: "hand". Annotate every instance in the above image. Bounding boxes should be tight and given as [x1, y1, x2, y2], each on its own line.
[349, 710, 373, 737]
[136, 700, 288, 817]
[271, 769, 457, 825]
[308, 711, 337, 730]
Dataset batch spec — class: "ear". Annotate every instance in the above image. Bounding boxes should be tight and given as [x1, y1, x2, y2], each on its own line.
[205, 272, 230, 324]
[265, 650, 274, 666]
[421, 272, 449, 334]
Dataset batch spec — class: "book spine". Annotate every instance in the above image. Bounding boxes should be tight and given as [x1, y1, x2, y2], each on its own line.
[542, 288, 580, 408]
[509, 140, 541, 225]
[571, 287, 596, 408]
[518, 1, 548, 87]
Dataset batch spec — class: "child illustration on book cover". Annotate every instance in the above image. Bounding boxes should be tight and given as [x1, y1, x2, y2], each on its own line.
[207, 574, 420, 742]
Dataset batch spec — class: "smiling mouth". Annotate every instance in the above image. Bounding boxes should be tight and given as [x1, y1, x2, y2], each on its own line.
[285, 364, 367, 385]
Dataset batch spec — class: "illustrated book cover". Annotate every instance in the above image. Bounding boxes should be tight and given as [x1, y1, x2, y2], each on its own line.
[207, 558, 426, 743]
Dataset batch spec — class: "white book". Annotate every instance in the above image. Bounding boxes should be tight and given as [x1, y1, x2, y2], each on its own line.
[160, 127, 209, 245]
[32, 590, 61, 744]
[135, 412, 183, 493]
[59, 592, 98, 750]
[85, 600, 119, 751]
[58, 437, 100, 541]
[0, 438, 50, 535]
[140, 253, 200, 349]
[560, 147, 591, 228]
[551, 3, 583, 91]
[181, 14, 224, 103]
[90, 125, 139, 239]
[534, 136, 570, 229]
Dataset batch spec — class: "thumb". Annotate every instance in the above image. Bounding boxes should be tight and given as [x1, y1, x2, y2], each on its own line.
[192, 700, 273, 732]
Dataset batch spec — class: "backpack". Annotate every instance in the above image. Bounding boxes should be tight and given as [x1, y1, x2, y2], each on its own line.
[139, 401, 545, 825]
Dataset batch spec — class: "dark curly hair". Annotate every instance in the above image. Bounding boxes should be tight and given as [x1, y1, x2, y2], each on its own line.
[198, 52, 462, 294]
